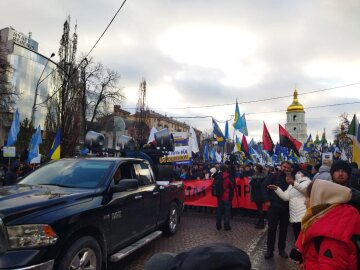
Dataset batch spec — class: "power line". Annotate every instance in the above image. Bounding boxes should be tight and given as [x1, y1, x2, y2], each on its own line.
[166, 101, 360, 122]
[36, 0, 129, 107]
[123, 82, 360, 110]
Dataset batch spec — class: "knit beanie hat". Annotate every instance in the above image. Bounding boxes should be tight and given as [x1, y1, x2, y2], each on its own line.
[330, 160, 352, 177]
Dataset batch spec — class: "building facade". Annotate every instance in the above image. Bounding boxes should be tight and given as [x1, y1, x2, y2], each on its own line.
[285, 89, 308, 143]
[0, 27, 57, 145]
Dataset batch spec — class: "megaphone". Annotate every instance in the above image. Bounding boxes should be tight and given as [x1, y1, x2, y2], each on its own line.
[117, 135, 136, 151]
[85, 131, 105, 149]
[154, 129, 174, 151]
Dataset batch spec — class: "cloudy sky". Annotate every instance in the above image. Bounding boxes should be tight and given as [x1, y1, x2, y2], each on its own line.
[2, 0, 360, 142]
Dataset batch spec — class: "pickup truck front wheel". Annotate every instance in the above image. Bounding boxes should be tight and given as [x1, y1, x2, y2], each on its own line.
[57, 236, 102, 270]
[163, 202, 179, 236]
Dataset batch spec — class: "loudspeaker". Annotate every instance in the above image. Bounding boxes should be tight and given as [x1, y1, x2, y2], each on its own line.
[154, 129, 174, 151]
[85, 131, 105, 149]
[117, 135, 136, 151]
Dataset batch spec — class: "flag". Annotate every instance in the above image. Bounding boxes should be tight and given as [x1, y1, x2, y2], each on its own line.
[212, 118, 226, 147]
[147, 127, 158, 144]
[189, 126, 200, 154]
[6, 109, 20, 146]
[241, 135, 250, 158]
[240, 114, 248, 136]
[210, 147, 215, 160]
[303, 134, 315, 152]
[48, 128, 60, 160]
[215, 151, 222, 163]
[224, 121, 229, 140]
[203, 144, 209, 161]
[27, 126, 42, 163]
[249, 146, 260, 162]
[348, 114, 360, 165]
[236, 135, 241, 152]
[233, 99, 242, 130]
[279, 124, 302, 156]
[262, 122, 274, 155]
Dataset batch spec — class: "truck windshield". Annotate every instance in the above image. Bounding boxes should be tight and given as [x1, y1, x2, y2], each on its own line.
[20, 160, 114, 188]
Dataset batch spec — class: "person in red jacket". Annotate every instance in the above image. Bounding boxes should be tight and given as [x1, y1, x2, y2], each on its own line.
[216, 164, 234, 231]
[295, 179, 360, 270]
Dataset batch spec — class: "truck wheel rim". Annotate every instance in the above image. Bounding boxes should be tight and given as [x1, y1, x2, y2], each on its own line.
[70, 248, 97, 270]
[170, 207, 178, 232]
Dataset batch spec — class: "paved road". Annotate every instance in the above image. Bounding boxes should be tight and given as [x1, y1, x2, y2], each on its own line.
[110, 210, 298, 270]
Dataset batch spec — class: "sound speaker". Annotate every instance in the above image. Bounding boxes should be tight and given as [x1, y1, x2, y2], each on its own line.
[154, 129, 174, 151]
[85, 131, 105, 149]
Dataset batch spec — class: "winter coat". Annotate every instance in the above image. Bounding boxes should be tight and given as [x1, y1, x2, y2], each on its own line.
[313, 165, 332, 181]
[221, 171, 234, 202]
[261, 172, 289, 209]
[274, 176, 310, 223]
[249, 172, 266, 203]
[296, 204, 360, 270]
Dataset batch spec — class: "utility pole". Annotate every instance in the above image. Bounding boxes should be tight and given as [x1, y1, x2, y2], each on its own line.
[135, 79, 149, 146]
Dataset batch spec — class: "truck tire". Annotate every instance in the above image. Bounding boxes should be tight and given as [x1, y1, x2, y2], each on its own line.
[163, 202, 179, 236]
[57, 236, 102, 270]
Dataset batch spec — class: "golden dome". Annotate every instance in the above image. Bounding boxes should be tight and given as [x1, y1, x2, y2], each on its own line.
[287, 89, 304, 112]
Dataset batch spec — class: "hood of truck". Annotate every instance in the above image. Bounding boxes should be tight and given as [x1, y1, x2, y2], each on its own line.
[0, 184, 96, 223]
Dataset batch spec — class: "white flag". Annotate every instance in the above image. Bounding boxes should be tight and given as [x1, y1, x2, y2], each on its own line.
[189, 126, 199, 153]
[147, 127, 158, 144]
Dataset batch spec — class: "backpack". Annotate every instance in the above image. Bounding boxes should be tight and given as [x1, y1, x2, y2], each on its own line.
[212, 172, 224, 197]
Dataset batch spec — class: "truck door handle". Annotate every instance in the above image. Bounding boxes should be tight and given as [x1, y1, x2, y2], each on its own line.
[153, 191, 159, 195]
[134, 195, 142, 200]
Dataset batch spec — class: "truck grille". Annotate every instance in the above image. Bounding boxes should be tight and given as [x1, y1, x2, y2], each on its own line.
[0, 218, 6, 254]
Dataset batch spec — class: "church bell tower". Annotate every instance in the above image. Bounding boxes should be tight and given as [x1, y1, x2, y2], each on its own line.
[285, 89, 308, 143]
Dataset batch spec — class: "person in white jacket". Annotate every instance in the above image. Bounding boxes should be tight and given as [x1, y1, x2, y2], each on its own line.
[267, 170, 311, 241]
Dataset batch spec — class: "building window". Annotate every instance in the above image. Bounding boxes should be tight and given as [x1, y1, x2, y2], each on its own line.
[293, 127, 297, 131]
[293, 115, 297, 122]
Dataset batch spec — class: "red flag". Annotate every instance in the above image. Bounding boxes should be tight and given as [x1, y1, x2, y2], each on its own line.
[241, 135, 250, 158]
[262, 122, 274, 155]
[279, 124, 302, 156]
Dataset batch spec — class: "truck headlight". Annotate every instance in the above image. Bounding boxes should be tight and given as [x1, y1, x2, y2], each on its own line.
[6, 224, 58, 249]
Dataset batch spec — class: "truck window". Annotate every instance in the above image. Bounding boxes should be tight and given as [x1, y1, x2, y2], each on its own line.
[112, 162, 136, 185]
[134, 162, 153, 186]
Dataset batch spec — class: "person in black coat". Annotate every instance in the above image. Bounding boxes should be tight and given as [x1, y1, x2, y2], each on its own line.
[250, 164, 267, 229]
[261, 161, 292, 260]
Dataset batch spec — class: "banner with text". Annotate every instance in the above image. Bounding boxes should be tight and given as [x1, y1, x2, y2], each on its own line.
[183, 177, 267, 210]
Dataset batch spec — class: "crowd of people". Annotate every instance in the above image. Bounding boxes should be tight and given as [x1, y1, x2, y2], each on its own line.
[1, 152, 360, 269]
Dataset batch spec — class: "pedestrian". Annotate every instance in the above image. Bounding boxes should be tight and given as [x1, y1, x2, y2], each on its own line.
[313, 158, 332, 181]
[249, 164, 267, 229]
[261, 161, 292, 259]
[3, 163, 18, 186]
[330, 160, 360, 211]
[267, 170, 310, 240]
[215, 164, 234, 231]
[349, 162, 360, 191]
[295, 180, 360, 269]
[144, 243, 251, 270]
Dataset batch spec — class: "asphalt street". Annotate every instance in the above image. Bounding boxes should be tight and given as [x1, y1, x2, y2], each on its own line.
[110, 209, 298, 270]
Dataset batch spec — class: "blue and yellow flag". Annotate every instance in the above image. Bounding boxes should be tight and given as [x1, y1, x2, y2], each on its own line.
[212, 118, 226, 147]
[303, 134, 315, 152]
[48, 128, 61, 160]
[233, 99, 242, 130]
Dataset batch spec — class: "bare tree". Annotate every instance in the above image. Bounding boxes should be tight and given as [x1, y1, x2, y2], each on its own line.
[83, 60, 125, 133]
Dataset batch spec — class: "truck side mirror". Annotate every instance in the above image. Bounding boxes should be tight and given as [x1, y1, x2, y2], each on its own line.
[111, 179, 139, 192]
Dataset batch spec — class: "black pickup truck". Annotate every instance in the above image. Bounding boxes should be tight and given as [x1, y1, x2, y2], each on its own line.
[0, 157, 184, 270]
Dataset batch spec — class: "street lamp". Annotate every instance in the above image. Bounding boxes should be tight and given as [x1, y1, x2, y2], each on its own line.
[30, 52, 55, 125]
